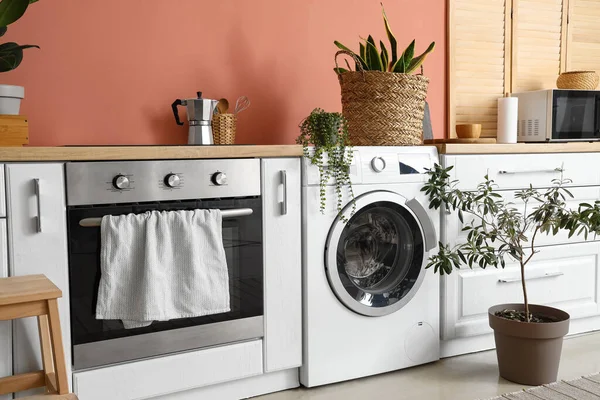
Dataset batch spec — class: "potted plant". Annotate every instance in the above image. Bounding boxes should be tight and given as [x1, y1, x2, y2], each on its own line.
[296, 108, 355, 221]
[333, 4, 435, 146]
[0, 0, 39, 115]
[422, 164, 600, 385]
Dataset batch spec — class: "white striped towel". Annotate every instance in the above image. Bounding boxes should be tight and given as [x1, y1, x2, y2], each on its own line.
[96, 209, 230, 329]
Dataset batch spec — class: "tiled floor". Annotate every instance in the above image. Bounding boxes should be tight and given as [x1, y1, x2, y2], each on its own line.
[255, 332, 600, 400]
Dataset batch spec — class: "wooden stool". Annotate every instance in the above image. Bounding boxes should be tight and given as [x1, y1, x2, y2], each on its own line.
[0, 274, 77, 399]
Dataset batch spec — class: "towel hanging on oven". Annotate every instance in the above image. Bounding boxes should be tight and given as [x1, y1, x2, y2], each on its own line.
[96, 209, 231, 329]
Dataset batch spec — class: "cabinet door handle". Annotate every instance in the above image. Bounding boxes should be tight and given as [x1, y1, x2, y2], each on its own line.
[498, 271, 564, 283]
[34, 178, 42, 233]
[280, 170, 287, 216]
[498, 168, 563, 175]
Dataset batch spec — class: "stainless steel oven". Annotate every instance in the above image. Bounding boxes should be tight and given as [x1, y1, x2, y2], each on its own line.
[65, 159, 263, 370]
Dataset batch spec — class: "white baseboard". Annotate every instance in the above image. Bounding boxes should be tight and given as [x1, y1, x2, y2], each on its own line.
[152, 368, 299, 400]
[441, 317, 600, 358]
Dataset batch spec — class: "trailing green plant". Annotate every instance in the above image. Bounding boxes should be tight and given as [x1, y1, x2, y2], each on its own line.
[333, 4, 435, 74]
[422, 164, 600, 322]
[0, 0, 39, 72]
[296, 108, 355, 221]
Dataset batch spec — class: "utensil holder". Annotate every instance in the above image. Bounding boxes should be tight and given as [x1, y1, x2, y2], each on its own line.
[212, 113, 237, 145]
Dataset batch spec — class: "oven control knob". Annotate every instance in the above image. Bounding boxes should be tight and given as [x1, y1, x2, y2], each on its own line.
[164, 173, 181, 188]
[211, 172, 227, 186]
[112, 175, 130, 190]
[371, 157, 387, 173]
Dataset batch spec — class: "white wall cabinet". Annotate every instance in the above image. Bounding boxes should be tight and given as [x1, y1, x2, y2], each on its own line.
[0, 219, 10, 400]
[5, 163, 71, 395]
[261, 158, 302, 372]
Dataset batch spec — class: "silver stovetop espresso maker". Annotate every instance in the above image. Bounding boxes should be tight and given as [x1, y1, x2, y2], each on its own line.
[172, 92, 219, 145]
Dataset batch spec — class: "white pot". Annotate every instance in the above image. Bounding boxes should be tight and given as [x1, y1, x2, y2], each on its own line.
[0, 85, 24, 115]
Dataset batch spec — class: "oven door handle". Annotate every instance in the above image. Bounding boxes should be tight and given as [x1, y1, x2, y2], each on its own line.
[79, 208, 254, 227]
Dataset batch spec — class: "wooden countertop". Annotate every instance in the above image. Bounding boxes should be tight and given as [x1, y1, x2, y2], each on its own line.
[0, 145, 303, 161]
[435, 142, 600, 154]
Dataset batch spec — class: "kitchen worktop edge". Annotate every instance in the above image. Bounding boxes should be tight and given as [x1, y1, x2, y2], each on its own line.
[0, 145, 303, 161]
[435, 142, 600, 154]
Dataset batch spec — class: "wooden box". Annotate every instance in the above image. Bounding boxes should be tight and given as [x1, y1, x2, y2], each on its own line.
[0, 115, 28, 146]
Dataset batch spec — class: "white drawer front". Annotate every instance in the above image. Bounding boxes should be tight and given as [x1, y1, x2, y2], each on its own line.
[441, 242, 600, 340]
[444, 153, 600, 190]
[73, 340, 263, 400]
[444, 186, 600, 250]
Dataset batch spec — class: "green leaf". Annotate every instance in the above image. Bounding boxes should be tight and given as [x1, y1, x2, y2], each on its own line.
[405, 41, 436, 74]
[0, 0, 30, 27]
[0, 26, 6, 37]
[334, 40, 367, 70]
[381, 3, 397, 65]
[0, 42, 38, 72]
[359, 42, 366, 61]
[380, 40, 389, 71]
[365, 35, 383, 71]
[401, 39, 415, 71]
[333, 67, 348, 74]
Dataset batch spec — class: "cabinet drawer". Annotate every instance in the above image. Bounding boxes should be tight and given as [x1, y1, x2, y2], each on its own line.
[444, 153, 600, 190]
[444, 186, 600, 250]
[73, 340, 263, 400]
[441, 242, 600, 340]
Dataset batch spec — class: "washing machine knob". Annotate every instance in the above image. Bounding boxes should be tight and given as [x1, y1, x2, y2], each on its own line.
[371, 157, 386, 173]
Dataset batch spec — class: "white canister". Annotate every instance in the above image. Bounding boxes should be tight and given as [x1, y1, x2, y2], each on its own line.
[0, 84, 24, 115]
[497, 96, 518, 144]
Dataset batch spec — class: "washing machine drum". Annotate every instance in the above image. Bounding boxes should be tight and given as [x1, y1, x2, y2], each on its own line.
[325, 191, 435, 317]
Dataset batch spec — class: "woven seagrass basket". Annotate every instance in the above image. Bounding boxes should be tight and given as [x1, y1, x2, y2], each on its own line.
[335, 50, 429, 146]
[556, 71, 599, 90]
[212, 113, 237, 145]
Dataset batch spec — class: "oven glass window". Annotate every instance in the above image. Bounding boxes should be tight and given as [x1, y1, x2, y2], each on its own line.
[553, 91, 600, 140]
[67, 197, 263, 346]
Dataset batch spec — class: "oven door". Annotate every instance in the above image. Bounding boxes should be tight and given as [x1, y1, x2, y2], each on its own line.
[552, 90, 600, 141]
[67, 197, 263, 370]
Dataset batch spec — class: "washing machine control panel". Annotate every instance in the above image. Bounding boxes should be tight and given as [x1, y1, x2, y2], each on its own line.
[361, 150, 436, 184]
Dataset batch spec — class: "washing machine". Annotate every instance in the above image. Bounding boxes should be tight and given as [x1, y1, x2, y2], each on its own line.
[300, 146, 440, 387]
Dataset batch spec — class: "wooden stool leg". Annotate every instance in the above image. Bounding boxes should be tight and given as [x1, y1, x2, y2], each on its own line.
[46, 299, 68, 395]
[38, 314, 56, 393]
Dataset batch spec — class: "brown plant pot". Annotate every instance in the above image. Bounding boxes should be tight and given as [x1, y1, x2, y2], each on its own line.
[488, 303, 570, 386]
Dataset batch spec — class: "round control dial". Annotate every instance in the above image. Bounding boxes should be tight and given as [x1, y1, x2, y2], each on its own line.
[164, 173, 181, 188]
[112, 175, 130, 190]
[211, 172, 227, 186]
[371, 157, 387, 173]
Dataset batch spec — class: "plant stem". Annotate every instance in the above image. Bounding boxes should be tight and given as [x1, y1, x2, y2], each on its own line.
[519, 258, 530, 322]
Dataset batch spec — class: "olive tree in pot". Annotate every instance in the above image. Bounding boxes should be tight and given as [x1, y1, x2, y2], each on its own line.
[0, 0, 39, 115]
[422, 165, 600, 385]
[296, 108, 355, 221]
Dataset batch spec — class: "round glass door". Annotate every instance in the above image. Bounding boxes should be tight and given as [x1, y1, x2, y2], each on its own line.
[325, 191, 427, 317]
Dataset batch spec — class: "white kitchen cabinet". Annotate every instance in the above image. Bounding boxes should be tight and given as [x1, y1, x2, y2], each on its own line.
[5, 163, 71, 395]
[261, 158, 302, 372]
[0, 219, 10, 400]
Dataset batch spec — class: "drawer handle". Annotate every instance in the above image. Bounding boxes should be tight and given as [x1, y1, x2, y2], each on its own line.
[498, 168, 563, 175]
[34, 178, 42, 233]
[498, 272, 564, 284]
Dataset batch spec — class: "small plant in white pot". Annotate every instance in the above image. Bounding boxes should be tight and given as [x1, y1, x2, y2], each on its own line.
[422, 164, 600, 385]
[0, 0, 39, 115]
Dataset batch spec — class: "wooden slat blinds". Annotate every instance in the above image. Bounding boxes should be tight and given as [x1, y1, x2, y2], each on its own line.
[567, 0, 600, 74]
[450, 0, 511, 138]
[512, 0, 565, 92]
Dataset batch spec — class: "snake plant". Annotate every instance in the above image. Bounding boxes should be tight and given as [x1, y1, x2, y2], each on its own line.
[0, 0, 39, 72]
[334, 4, 435, 74]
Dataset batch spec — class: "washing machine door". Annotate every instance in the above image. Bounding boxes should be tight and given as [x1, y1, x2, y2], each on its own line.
[325, 190, 437, 317]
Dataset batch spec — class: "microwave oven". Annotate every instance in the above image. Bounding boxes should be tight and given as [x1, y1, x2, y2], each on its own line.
[513, 89, 600, 142]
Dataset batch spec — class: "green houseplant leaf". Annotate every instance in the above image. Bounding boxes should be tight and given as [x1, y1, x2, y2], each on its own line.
[365, 35, 383, 71]
[334, 40, 367, 70]
[392, 39, 416, 73]
[380, 40, 389, 71]
[381, 4, 397, 66]
[405, 41, 436, 74]
[0, 41, 38, 72]
[0, 0, 30, 27]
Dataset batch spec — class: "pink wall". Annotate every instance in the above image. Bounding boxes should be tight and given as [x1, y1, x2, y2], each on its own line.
[3, 0, 446, 146]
